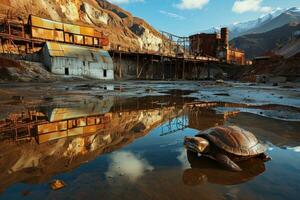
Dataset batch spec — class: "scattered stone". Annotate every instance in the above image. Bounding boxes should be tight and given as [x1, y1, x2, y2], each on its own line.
[216, 79, 224, 84]
[12, 96, 24, 101]
[95, 95, 103, 100]
[145, 88, 153, 93]
[21, 190, 31, 196]
[214, 93, 230, 96]
[50, 180, 66, 190]
[43, 96, 53, 101]
[281, 85, 294, 89]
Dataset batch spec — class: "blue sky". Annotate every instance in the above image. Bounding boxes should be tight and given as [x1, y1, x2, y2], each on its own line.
[108, 0, 300, 36]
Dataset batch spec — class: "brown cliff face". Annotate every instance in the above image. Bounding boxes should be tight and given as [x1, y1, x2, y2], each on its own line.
[0, 0, 163, 52]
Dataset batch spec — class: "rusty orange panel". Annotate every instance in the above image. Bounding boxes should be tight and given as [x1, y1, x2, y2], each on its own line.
[80, 26, 94, 37]
[76, 118, 87, 126]
[64, 24, 80, 35]
[54, 30, 64, 42]
[94, 38, 99, 45]
[31, 15, 63, 30]
[74, 35, 84, 44]
[87, 117, 96, 125]
[85, 36, 93, 45]
[68, 120, 77, 129]
[31, 27, 54, 40]
[38, 123, 58, 134]
[83, 126, 98, 135]
[94, 31, 102, 37]
[57, 121, 68, 131]
[54, 31, 64, 42]
[64, 33, 73, 43]
[38, 131, 68, 143]
[68, 127, 84, 137]
[100, 38, 109, 46]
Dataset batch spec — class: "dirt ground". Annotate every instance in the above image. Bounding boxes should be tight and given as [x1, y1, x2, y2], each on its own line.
[0, 80, 299, 120]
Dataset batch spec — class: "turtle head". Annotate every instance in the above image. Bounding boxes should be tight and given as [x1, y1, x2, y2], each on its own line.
[184, 136, 209, 153]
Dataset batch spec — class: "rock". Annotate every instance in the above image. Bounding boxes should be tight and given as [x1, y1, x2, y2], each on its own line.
[145, 88, 153, 93]
[214, 93, 230, 96]
[50, 180, 66, 190]
[216, 79, 224, 84]
[12, 96, 24, 101]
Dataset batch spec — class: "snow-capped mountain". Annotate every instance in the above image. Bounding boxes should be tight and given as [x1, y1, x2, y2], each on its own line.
[202, 7, 300, 39]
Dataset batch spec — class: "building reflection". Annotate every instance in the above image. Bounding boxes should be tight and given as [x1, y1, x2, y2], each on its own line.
[182, 151, 265, 186]
[187, 104, 239, 131]
[0, 96, 185, 193]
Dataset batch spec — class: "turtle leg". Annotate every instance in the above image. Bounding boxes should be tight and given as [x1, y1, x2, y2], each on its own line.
[258, 153, 271, 162]
[214, 153, 242, 172]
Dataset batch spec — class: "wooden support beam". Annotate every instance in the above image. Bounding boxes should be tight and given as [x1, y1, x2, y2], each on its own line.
[136, 53, 140, 79]
[182, 59, 185, 80]
[151, 55, 154, 79]
[119, 53, 122, 79]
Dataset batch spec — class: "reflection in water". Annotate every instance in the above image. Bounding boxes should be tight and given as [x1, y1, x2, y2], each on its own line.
[0, 97, 184, 193]
[183, 151, 265, 186]
[105, 151, 154, 182]
[0, 94, 300, 199]
[287, 146, 300, 153]
[187, 106, 239, 131]
[176, 148, 190, 169]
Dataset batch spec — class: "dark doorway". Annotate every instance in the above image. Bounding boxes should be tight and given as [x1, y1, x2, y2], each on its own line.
[103, 69, 107, 78]
[65, 68, 69, 75]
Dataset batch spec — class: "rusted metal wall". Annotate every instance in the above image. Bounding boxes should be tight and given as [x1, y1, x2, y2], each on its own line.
[189, 33, 220, 57]
[37, 113, 112, 143]
[29, 15, 108, 47]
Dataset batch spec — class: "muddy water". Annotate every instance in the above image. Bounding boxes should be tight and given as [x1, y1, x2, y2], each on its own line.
[0, 84, 300, 200]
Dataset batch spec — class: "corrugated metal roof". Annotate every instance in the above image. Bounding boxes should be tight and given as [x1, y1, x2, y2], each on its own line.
[42, 97, 114, 122]
[45, 42, 111, 62]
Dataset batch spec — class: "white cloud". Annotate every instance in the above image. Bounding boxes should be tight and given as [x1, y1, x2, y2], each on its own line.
[108, 0, 144, 4]
[176, 148, 190, 169]
[159, 10, 186, 20]
[232, 0, 272, 13]
[105, 151, 154, 182]
[175, 0, 210, 10]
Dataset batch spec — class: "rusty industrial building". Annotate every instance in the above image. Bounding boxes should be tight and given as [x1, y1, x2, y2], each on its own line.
[0, 14, 248, 80]
[189, 28, 246, 65]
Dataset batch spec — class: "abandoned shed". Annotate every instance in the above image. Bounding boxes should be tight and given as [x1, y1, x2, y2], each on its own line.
[42, 42, 114, 80]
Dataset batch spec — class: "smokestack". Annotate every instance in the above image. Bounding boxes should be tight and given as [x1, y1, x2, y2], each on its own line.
[221, 27, 229, 47]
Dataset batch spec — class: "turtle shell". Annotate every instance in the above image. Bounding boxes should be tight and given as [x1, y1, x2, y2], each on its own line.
[197, 126, 266, 156]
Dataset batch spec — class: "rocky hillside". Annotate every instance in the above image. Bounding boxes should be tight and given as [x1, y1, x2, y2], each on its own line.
[230, 23, 300, 59]
[0, 0, 163, 52]
[275, 36, 300, 58]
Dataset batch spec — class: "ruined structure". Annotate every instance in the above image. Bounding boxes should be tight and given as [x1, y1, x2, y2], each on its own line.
[43, 42, 114, 79]
[189, 28, 245, 65]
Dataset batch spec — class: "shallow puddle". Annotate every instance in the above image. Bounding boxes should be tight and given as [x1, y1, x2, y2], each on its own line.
[0, 88, 300, 200]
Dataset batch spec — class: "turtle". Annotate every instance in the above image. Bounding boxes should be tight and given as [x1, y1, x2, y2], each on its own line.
[184, 126, 271, 172]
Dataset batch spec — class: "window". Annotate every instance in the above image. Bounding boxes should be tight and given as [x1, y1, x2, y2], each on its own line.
[103, 69, 107, 78]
